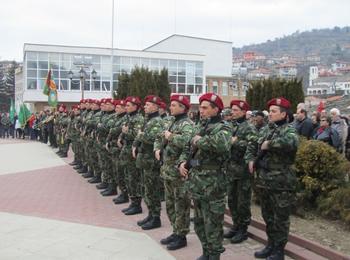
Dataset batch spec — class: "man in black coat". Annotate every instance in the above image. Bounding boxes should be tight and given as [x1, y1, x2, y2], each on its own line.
[293, 108, 314, 139]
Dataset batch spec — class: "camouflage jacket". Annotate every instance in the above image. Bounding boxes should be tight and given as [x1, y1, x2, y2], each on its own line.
[154, 113, 194, 180]
[85, 110, 103, 139]
[96, 111, 115, 144]
[133, 111, 163, 168]
[108, 112, 128, 154]
[226, 117, 258, 180]
[120, 111, 144, 146]
[180, 115, 232, 199]
[0, 116, 11, 127]
[246, 120, 299, 191]
[67, 115, 79, 140]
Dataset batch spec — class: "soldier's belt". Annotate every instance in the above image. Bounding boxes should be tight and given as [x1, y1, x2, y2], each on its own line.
[191, 161, 221, 171]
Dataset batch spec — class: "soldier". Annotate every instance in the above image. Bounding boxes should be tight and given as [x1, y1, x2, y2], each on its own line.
[118, 96, 144, 215]
[132, 95, 164, 230]
[75, 99, 90, 174]
[155, 94, 194, 250]
[96, 98, 118, 195]
[159, 101, 168, 119]
[109, 100, 129, 204]
[68, 105, 81, 166]
[178, 93, 232, 260]
[223, 100, 257, 244]
[246, 97, 299, 260]
[56, 105, 70, 158]
[221, 108, 233, 122]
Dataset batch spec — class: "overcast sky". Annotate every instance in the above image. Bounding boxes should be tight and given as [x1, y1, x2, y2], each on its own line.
[0, 0, 349, 61]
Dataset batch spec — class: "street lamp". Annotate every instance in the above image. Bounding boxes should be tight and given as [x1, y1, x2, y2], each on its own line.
[68, 67, 97, 100]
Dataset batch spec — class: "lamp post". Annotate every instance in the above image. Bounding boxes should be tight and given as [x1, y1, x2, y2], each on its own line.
[68, 66, 97, 100]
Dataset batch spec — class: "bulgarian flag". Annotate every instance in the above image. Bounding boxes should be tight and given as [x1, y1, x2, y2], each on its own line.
[43, 69, 58, 107]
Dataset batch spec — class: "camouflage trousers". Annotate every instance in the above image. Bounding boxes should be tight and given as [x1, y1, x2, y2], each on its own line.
[227, 177, 252, 227]
[260, 188, 295, 247]
[112, 151, 127, 194]
[164, 178, 190, 236]
[71, 138, 80, 161]
[87, 139, 101, 177]
[120, 146, 141, 202]
[98, 147, 114, 184]
[143, 166, 162, 217]
[190, 170, 226, 256]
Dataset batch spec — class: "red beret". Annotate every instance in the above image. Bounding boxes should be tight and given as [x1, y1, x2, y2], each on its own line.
[267, 97, 291, 109]
[170, 94, 190, 110]
[86, 99, 93, 103]
[199, 93, 224, 111]
[230, 100, 250, 111]
[80, 99, 84, 104]
[159, 101, 167, 110]
[100, 98, 106, 104]
[125, 96, 141, 107]
[59, 104, 66, 110]
[144, 95, 162, 106]
[72, 105, 80, 110]
[92, 99, 101, 105]
[104, 98, 114, 105]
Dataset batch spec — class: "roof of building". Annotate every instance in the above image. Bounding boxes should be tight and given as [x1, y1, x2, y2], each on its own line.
[143, 34, 232, 51]
[314, 74, 350, 83]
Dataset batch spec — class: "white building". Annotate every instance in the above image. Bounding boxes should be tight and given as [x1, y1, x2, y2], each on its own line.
[16, 34, 232, 111]
[307, 75, 350, 95]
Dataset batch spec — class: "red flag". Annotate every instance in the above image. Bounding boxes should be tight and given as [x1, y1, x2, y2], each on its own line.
[317, 101, 325, 113]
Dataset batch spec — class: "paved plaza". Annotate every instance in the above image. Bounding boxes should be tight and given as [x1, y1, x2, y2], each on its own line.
[0, 139, 265, 259]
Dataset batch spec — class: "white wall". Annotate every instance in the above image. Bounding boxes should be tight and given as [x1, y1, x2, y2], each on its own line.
[145, 35, 232, 77]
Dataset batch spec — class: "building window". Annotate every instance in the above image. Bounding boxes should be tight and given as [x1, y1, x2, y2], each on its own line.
[222, 81, 228, 96]
[212, 81, 218, 94]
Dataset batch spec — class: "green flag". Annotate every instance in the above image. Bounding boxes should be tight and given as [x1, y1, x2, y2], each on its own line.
[18, 104, 31, 128]
[43, 69, 58, 107]
[9, 98, 15, 124]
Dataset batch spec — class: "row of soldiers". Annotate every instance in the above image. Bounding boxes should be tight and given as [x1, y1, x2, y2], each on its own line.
[53, 93, 298, 260]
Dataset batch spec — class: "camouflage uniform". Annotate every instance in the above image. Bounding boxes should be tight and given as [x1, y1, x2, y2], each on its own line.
[134, 111, 164, 219]
[180, 115, 232, 256]
[77, 108, 89, 170]
[246, 121, 299, 249]
[67, 113, 80, 161]
[154, 113, 194, 236]
[85, 109, 103, 177]
[119, 111, 144, 210]
[226, 117, 257, 239]
[96, 111, 115, 184]
[108, 112, 128, 195]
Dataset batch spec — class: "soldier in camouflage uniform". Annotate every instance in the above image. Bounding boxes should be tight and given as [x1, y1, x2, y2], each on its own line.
[178, 93, 232, 260]
[95, 98, 118, 195]
[221, 108, 233, 122]
[246, 97, 299, 260]
[56, 104, 70, 158]
[82, 99, 103, 181]
[109, 100, 129, 204]
[75, 100, 90, 173]
[223, 100, 257, 244]
[67, 105, 81, 166]
[133, 95, 164, 230]
[155, 95, 194, 250]
[119, 96, 144, 215]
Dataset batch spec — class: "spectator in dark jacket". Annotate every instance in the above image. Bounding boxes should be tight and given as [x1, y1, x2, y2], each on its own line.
[313, 116, 341, 150]
[293, 108, 314, 139]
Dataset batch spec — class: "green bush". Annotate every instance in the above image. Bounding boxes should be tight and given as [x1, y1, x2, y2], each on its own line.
[294, 139, 349, 208]
[317, 186, 350, 226]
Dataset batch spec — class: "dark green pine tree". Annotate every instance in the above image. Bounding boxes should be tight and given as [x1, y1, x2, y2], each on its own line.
[155, 68, 171, 104]
[115, 71, 130, 99]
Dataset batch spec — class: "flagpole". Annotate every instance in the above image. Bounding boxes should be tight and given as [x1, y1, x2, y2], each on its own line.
[111, 0, 115, 98]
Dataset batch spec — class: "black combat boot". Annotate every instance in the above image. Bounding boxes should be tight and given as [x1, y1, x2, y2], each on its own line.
[101, 183, 117, 196]
[59, 153, 68, 158]
[77, 166, 88, 174]
[196, 252, 209, 260]
[88, 176, 101, 183]
[166, 235, 187, 250]
[56, 150, 62, 155]
[113, 193, 129, 204]
[96, 182, 108, 190]
[124, 200, 142, 215]
[230, 226, 248, 244]
[160, 233, 177, 245]
[121, 203, 133, 213]
[69, 160, 78, 166]
[223, 225, 239, 239]
[267, 245, 284, 260]
[137, 213, 152, 226]
[208, 254, 220, 260]
[82, 169, 94, 178]
[254, 241, 274, 258]
[74, 163, 83, 170]
[141, 216, 161, 230]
